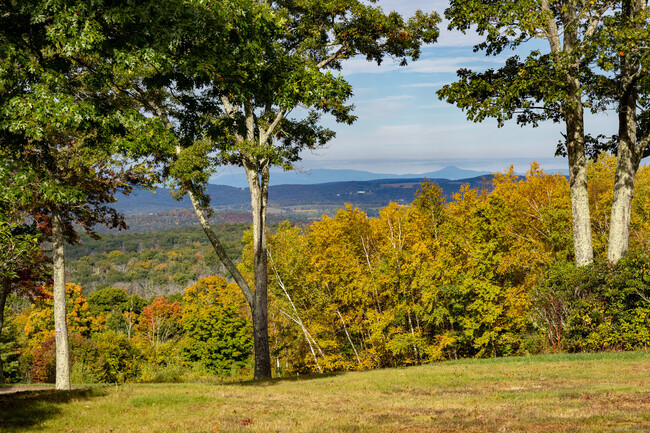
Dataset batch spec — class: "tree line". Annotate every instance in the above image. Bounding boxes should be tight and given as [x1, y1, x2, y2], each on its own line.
[2, 157, 648, 383]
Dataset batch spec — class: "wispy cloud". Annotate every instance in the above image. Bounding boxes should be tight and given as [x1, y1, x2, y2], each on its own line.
[341, 53, 506, 76]
[400, 81, 449, 88]
[403, 56, 506, 74]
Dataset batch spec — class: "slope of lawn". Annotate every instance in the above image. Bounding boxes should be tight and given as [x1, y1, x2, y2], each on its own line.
[1, 351, 648, 433]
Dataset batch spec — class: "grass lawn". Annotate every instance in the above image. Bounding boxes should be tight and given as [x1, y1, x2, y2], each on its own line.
[1, 351, 648, 432]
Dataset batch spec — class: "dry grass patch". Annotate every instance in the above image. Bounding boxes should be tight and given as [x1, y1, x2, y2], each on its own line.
[0, 352, 648, 433]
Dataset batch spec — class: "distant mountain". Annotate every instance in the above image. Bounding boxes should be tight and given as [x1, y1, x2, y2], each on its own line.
[114, 175, 495, 217]
[210, 166, 492, 187]
[420, 166, 492, 180]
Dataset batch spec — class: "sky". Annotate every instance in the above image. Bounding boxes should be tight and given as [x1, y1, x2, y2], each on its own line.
[279, 0, 621, 176]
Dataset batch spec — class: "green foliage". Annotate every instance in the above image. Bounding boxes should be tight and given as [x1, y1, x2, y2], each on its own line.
[0, 310, 23, 383]
[91, 331, 142, 383]
[533, 253, 650, 352]
[87, 288, 129, 315]
[181, 276, 253, 374]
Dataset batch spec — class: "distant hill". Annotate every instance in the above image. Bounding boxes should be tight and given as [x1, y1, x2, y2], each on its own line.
[114, 175, 494, 217]
[210, 166, 493, 187]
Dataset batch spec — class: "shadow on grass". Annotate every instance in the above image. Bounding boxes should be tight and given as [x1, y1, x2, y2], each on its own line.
[238, 371, 347, 387]
[0, 387, 107, 432]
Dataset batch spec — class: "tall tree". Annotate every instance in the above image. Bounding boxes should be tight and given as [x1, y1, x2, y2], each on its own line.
[598, 1, 650, 262]
[437, 0, 622, 266]
[0, 0, 168, 389]
[133, 0, 440, 379]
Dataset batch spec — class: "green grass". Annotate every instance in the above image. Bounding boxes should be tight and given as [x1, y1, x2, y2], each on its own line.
[1, 352, 649, 432]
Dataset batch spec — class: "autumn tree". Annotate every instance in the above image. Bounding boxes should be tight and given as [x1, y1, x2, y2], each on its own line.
[137, 297, 183, 346]
[437, 0, 628, 266]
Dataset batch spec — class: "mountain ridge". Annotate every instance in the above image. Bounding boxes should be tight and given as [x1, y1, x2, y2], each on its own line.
[114, 174, 495, 217]
[210, 165, 494, 187]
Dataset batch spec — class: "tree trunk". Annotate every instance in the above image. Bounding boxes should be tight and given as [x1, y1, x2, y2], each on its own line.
[244, 158, 273, 380]
[52, 207, 71, 390]
[608, 103, 640, 263]
[608, 0, 645, 264]
[542, 0, 593, 267]
[0, 287, 7, 384]
[565, 81, 593, 267]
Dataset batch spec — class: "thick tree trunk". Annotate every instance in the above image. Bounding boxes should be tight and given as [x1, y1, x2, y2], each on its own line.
[0, 287, 7, 384]
[565, 93, 594, 267]
[52, 207, 71, 390]
[608, 99, 640, 263]
[607, 0, 645, 264]
[543, 0, 593, 266]
[244, 159, 272, 380]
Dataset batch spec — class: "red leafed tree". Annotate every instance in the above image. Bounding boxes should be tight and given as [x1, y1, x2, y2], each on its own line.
[137, 297, 183, 346]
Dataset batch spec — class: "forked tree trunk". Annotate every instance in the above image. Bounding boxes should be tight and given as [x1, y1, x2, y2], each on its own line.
[52, 207, 71, 390]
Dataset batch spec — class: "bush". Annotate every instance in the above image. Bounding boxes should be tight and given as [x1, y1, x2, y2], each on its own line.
[533, 253, 650, 352]
[1, 312, 23, 383]
[29, 336, 56, 383]
[91, 331, 142, 383]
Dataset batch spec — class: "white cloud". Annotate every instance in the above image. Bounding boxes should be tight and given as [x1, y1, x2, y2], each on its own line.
[403, 56, 506, 74]
[340, 56, 402, 75]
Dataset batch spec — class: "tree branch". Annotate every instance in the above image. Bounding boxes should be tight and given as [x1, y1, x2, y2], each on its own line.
[317, 45, 347, 69]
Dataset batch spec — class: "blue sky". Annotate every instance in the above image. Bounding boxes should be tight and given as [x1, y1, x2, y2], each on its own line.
[290, 0, 620, 175]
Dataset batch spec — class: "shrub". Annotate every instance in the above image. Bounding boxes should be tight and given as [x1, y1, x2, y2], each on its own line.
[91, 330, 142, 383]
[533, 253, 650, 352]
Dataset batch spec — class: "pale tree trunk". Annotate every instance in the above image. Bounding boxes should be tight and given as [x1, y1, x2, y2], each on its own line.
[52, 207, 70, 390]
[543, 0, 594, 266]
[336, 308, 361, 365]
[566, 101, 594, 267]
[0, 287, 7, 384]
[608, 0, 647, 264]
[268, 251, 324, 372]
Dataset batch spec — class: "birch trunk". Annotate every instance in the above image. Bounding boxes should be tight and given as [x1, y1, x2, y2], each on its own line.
[336, 308, 361, 365]
[52, 207, 71, 390]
